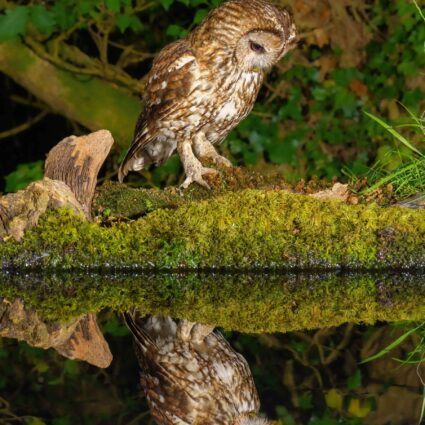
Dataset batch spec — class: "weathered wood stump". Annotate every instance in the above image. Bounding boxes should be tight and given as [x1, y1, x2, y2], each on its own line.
[0, 130, 114, 367]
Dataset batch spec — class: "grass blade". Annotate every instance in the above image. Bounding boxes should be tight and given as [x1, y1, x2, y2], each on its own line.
[360, 324, 423, 364]
[364, 111, 424, 157]
[419, 385, 425, 425]
[413, 0, 425, 22]
[361, 159, 424, 194]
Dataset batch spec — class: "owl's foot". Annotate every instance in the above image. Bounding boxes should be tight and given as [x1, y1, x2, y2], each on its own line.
[180, 165, 218, 190]
[209, 153, 232, 168]
[178, 320, 215, 343]
[193, 136, 232, 168]
[178, 139, 218, 189]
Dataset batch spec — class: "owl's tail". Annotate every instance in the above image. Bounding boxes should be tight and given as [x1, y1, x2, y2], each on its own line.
[124, 310, 156, 352]
[124, 311, 181, 348]
[118, 128, 156, 183]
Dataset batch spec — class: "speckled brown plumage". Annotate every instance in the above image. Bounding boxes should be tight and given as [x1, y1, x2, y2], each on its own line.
[125, 312, 271, 425]
[119, 0, 297, 188]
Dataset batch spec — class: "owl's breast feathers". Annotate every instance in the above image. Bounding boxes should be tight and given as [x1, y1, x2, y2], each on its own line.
[125, 313, 260, 425]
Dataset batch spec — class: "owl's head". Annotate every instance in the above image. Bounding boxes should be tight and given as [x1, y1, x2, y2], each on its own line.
[234, 5, 297, 72]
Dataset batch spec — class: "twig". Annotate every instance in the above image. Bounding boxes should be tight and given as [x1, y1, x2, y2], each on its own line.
[0, 111, 49, 140]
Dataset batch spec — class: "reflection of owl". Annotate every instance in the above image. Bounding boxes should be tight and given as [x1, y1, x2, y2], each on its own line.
[124, 312, 271, 425]
[119, 0, 297, 188]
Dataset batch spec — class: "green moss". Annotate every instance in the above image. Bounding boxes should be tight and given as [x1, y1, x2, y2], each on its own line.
[1, 272, 424, 332]
[1, 189, 425, 270]
[0, 190, 425, 269]
[94, 182, 184, 218]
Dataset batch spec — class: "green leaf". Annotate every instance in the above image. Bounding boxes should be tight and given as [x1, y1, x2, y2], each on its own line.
[116, 14, 142, 32]
[52, 3, 77, 30]
[105, 0, 121, 13]
[78, 1, 95, 15]
[276, 405, 296, 425]
[103, 317, 129, 336]
[312, 87, 328, 101]
[129, 15, 143, 32]
[193, 8, 208, 24]
[30, 5, 56, 35]
[0, 7, 30, 40]
[166, 23, 185, 38]
[64, 359, 79, 376]
[115, 14, 132, 32]
[299, 392, 313, 410]
[347, 369, 362, 390]
[160, 0, 174, 10]
[4, 161, 44, 193]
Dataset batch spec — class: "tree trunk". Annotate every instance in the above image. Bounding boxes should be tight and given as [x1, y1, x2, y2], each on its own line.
[0, 40, 140, 149]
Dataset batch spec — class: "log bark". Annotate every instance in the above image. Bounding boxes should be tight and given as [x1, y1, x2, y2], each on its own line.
[45, 130, 114, 218]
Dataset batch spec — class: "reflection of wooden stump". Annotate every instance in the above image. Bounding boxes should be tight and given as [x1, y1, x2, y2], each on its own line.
[56, 313, 113, 368]
[45, 130, 114, 218]
[0, 299, 112, 368]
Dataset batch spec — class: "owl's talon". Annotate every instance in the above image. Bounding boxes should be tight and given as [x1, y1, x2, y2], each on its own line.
[213, 155, 232, 168]
[180, 167, 217, 190]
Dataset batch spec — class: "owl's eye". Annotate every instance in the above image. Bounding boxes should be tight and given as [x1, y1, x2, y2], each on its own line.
[249, 41, 265, 54]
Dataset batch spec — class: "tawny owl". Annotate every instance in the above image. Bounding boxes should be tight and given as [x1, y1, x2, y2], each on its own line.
[118, 0, 297, 188]
[124, 312, 272, 425]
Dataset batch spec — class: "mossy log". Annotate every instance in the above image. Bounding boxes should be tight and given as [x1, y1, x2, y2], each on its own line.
[0, 130, 424, 271]
[1, 185, 425, 270]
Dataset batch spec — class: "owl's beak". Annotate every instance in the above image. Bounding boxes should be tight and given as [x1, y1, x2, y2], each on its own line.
[250, 66, 262, 73]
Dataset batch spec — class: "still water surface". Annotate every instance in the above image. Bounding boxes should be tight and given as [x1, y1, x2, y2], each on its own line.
[0, 272, 424, 424]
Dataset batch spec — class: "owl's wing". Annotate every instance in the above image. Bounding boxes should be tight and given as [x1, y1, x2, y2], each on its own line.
[118, 40, 199, 182]
[125, 312, 204, 425]
[212, 332, 261, 415]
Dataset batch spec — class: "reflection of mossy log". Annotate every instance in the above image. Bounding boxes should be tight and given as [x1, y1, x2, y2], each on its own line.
[2, 273, 424, 332]
[1, 188, 425, 270]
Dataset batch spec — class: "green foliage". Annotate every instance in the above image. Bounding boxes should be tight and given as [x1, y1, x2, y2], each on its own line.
[346, 369, 362, 390]
[0, 6, 29, 40]
[360, 108, 424, 198]
[4, 161, 44, 193]
[0, 1, 146, 40]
